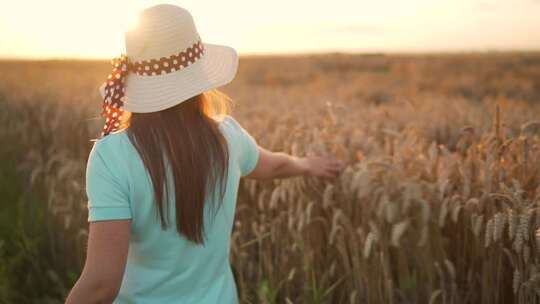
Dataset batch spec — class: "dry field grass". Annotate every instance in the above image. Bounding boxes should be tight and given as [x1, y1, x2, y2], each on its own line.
[1, 52, 540, 303]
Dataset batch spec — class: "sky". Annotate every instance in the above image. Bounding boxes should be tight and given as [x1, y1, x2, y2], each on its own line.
[0, 0, 539, 59]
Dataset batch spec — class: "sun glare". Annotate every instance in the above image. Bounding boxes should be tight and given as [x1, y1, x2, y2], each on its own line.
[125, 13, 140, 32]
[0, 0, 538, 59]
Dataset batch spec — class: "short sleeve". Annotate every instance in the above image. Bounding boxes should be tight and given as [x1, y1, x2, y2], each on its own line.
[86, 143, 132, 222]
[226, 116, 260, 176]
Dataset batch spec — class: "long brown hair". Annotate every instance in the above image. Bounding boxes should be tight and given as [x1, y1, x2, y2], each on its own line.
[125, 90, 230, 244]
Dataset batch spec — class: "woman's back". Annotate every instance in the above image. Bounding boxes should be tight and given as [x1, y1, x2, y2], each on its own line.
[86, 116, 258, 303]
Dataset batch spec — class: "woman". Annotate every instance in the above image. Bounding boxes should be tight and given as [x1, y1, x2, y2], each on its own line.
[65, 4, 343, 304]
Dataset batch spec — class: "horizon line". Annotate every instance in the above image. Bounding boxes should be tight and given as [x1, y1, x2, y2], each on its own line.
[0, 47, 540, 61]
[1, 48, 540, 62]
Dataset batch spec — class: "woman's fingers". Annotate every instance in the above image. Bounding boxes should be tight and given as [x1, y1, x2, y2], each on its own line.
[305, 156, 345, 178]
[322, 159, 344, 178]
[328, 160, 344, 170]
[324, 159, 344, 172]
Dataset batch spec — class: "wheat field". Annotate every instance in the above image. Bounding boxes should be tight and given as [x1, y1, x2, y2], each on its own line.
[1, 53, 540, 303]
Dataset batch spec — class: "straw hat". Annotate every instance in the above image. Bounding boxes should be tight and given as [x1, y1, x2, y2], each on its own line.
[101, 4, 238, 114]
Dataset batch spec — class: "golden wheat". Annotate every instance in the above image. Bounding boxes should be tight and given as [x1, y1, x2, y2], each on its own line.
[1, 54, 540, 303]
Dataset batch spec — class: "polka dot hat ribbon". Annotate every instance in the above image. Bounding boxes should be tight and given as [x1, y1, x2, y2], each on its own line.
[99, 39, 206, 137]
[100, 55, 129, 137]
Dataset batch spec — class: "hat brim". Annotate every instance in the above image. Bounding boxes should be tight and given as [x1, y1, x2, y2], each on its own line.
[122, 43, 238, 113]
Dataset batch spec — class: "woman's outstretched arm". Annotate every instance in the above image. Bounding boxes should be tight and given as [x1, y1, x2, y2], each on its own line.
[246, 147, 344, 180]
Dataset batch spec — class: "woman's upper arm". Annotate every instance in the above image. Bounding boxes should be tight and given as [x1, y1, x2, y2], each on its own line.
[86, 142, 132, 222]
[225, 116, 260, 176]
[84, 220, 130, 296]
[81, 142, 132, 294]
[245, 147, 277, 179]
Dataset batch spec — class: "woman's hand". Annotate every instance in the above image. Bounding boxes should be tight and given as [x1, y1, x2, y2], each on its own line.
[298, 156, 344, 178]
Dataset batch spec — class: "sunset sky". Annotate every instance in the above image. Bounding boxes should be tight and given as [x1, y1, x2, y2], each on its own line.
[1, 0, 539, 59]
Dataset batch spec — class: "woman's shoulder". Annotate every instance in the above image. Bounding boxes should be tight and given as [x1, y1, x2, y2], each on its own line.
[94, 128, 129, 145]
[216, 114, 244, 133]
[216, 115, 249, 147]
[215, 114, 235, 126]
[216, 114, 257, 148]
[89, 129, 131, 160]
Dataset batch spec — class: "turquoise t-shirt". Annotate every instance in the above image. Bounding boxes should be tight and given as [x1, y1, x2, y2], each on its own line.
[85, 115, 259, 304]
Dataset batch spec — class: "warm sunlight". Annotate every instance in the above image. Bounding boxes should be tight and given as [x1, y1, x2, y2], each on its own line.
[0, 0, 539, 58]
[125, 13, 140, 33]
[2, 2, 540, 304]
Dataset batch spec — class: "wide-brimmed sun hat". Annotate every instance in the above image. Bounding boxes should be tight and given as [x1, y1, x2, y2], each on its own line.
[98, 4, 238, 136]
